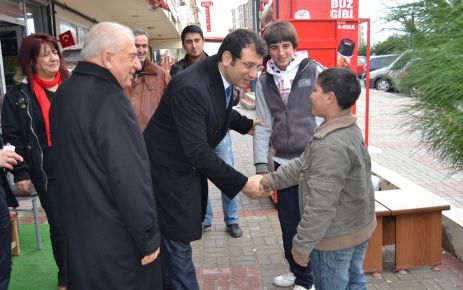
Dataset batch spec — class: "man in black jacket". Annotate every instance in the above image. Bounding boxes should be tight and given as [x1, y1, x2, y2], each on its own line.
[144, 29, 268, 289]
[0, 144, 23, 290]
[169, 25, 208, 77]
[50, 22, 161, 290]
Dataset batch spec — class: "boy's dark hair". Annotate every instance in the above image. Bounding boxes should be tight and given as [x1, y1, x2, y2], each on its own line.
[263, 21, 298, 49]
[217, 29, 267, 62]
[181, 25, 204, 44]
[317, 68, 361, 109]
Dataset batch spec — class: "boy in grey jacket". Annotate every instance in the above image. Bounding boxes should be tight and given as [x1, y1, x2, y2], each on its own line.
[260, 68, 376, 290]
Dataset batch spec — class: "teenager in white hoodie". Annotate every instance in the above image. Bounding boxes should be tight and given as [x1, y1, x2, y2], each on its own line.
[253, 21, 323, 290]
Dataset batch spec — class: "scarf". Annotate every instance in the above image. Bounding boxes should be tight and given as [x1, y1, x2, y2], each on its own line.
[32, 72, 62, 147]
[266, 51, 307, 105]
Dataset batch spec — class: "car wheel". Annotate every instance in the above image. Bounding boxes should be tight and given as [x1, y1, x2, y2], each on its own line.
[375, 78, 392, 92]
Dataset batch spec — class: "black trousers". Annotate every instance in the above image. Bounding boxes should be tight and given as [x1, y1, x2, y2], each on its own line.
[161, 237, 199, 290]
[275, 162, 313, 288]
[36, 179, 66, 286]
[0, 194, 11, 290]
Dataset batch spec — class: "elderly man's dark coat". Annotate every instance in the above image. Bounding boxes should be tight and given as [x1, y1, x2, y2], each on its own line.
[50, 62, 161, 290]
[143, 55, 253, 243]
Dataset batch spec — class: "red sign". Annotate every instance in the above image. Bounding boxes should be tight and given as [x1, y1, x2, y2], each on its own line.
[201, 1, 213, 32]
[58, 30, 75, 48]
[274, 0, 359, 71]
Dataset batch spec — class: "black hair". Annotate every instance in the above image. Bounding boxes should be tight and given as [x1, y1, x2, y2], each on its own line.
[217, 29, 267, 62]
[263, 21, 298, 49]
[181, 25, 204, 44]
[317, 68, 361, 109]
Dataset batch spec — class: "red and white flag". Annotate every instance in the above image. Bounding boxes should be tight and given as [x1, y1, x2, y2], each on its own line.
[58, 30, 75, 48]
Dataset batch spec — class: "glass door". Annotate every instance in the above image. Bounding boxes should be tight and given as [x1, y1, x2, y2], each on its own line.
[0, 24, 24, 94]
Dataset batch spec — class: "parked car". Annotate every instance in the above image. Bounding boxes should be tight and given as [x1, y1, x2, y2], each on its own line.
[366, 51, 413, 92]
[369, 54, 399, 72]
[388, 58, 420, 96]
[356, 56, 366, 78]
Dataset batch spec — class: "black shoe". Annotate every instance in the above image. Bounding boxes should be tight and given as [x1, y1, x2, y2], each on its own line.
[202, 224, 212, 232]
[226, 223, 243, 238]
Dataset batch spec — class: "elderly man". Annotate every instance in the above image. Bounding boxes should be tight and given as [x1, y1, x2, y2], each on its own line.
[144, 29, 268, 290]
[50, 22, 161, 290]
[125, 29, 170, 131]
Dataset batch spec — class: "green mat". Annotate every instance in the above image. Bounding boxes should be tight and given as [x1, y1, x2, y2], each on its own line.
[9, 224, 57, 290]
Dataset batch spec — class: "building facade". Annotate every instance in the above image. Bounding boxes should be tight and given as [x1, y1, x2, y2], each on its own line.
[0, 0, 196, 95]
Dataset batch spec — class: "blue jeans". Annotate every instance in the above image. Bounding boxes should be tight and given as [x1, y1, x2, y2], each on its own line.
[203, 132, 238, 225]
[310, 239, 369, 290]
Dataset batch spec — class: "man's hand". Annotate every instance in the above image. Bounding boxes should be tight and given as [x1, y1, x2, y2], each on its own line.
[141, 247, 160, 266]
[291, 247, 309, 267]
[0, 149, 22, 170]
[9, 210, 17, 222]
[247, 119, 265, 136]
[242, 175, 267, 198]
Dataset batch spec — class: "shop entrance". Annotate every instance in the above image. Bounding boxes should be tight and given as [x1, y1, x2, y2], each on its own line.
[0, 22, 24, 96]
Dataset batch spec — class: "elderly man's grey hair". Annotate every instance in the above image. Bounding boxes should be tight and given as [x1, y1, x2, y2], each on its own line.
[81, 22, 134, 60]
[133, 29, 148, 38]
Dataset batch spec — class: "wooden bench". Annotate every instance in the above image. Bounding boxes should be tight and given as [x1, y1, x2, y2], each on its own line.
[10, 211, 20, 256]
[375, 189, 450, 271]
[363, 201, 391, 274]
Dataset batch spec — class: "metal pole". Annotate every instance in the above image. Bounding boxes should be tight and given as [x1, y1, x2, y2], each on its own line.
[365, 18, 371, 147]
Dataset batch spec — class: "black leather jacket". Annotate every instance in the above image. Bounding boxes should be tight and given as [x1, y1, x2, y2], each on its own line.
[170, 52, 208, 77]
[1, 83, 48, 190]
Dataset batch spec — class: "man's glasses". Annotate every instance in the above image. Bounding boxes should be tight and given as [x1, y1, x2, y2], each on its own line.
[135, 44, 149, 49]
[230, 52, 263, 71]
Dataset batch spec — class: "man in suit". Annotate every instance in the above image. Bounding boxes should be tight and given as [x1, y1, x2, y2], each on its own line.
[170, 24, 245, 238]
[144, 29, 268, 289]
[50, 22, 161, 290]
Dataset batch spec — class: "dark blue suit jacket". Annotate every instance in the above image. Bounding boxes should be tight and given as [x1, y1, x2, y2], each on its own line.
[144, 55, 253, 242]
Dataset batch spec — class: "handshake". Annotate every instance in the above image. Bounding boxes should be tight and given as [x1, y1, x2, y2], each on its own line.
[242, 174, 274, 199]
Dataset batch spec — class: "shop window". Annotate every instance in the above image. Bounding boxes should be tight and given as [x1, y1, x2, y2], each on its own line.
[26, 2, 48, 34]
[59, 20, 88, 48]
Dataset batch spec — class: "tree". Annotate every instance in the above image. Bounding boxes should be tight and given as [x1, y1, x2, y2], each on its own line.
[387, 0, 463, 172]
[371, 34, 409, 55]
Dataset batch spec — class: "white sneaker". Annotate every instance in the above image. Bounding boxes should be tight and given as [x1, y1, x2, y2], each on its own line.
[273, 273, 296, 287]
[293, 285, 314, 290]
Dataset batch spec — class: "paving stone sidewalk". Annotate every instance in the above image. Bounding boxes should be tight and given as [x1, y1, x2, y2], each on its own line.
[195, 89, 463, 290]
[17, 89, 463, 289]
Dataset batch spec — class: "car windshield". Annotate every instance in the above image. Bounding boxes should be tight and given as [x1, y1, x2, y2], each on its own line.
[369, 54, 398, 71]
[389, 51, 413, 70]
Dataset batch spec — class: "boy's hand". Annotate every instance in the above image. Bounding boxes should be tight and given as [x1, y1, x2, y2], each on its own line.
[247, 119, 264, 136]
[291, 247, 309, 267]
[259, 176, 273, 194]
